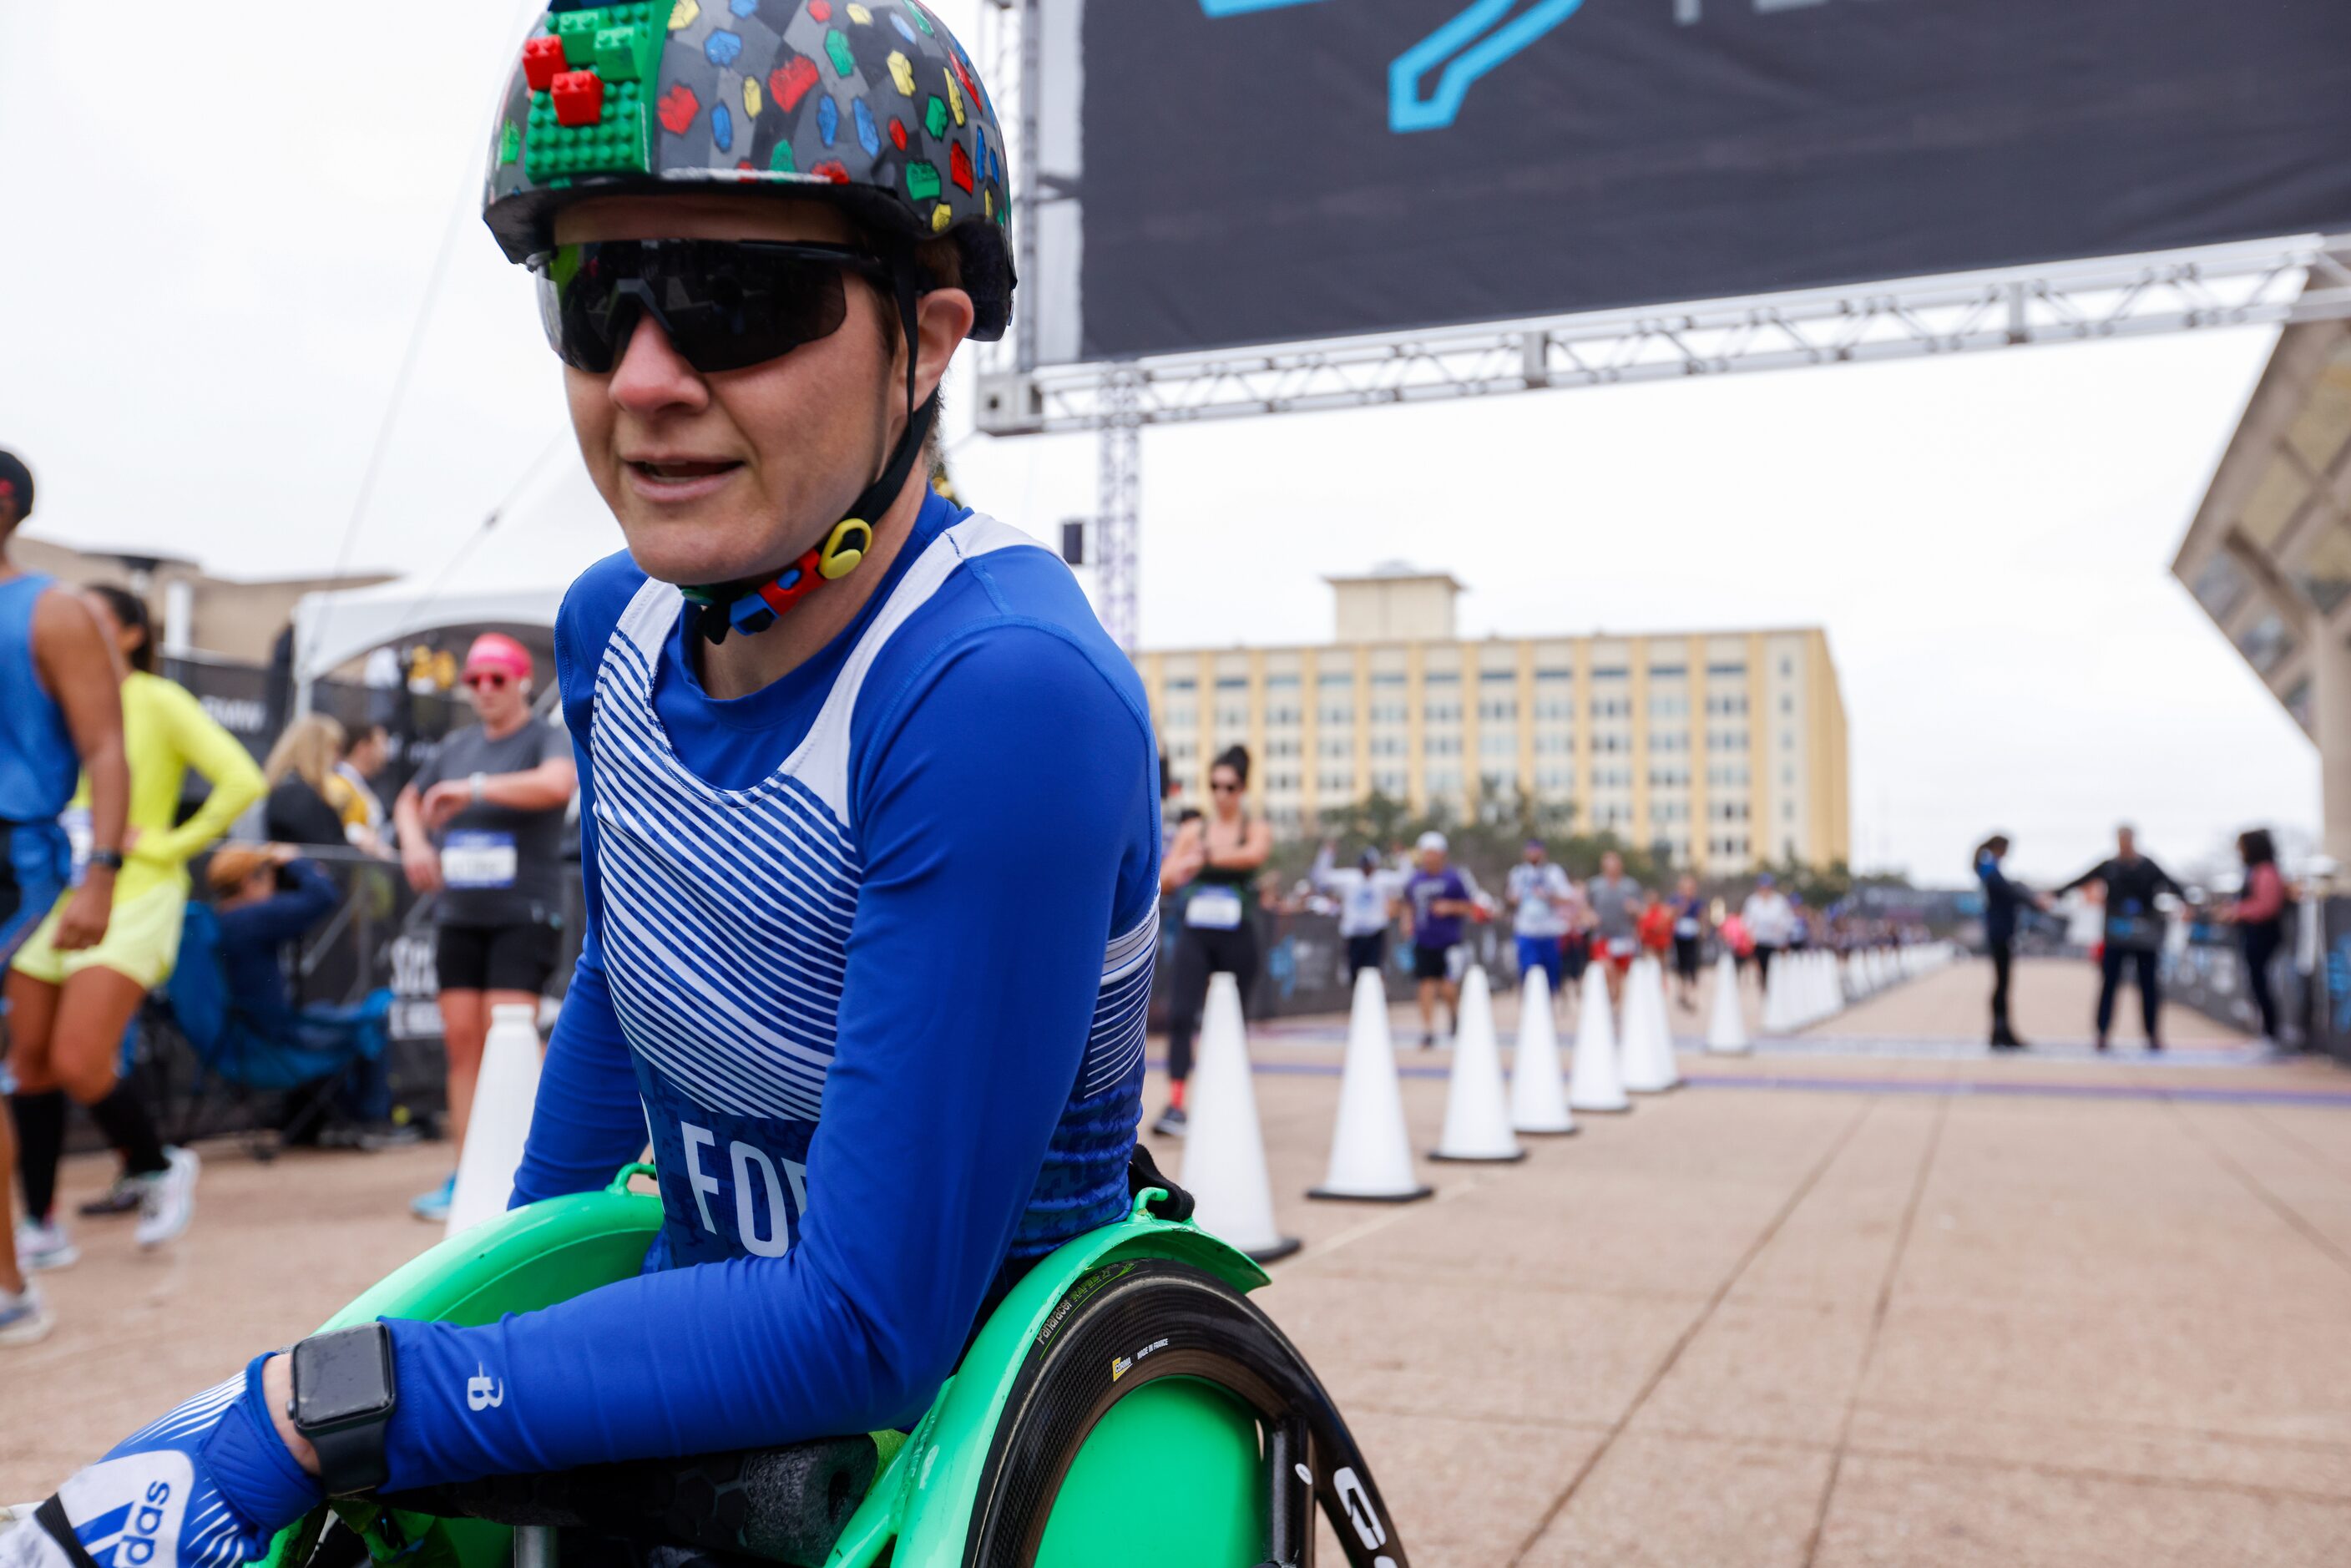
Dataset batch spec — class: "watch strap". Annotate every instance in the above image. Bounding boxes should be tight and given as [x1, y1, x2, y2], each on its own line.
[87, 849, 124, 872]
[307, 1420, 392, 1499]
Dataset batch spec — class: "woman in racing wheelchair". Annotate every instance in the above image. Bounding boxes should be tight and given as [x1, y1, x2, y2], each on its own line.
[3, 5, 1405, 1567]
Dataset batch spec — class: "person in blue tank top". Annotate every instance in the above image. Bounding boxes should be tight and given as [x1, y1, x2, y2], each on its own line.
[0, 448, 131, 1348]
[6, 12, 1164, 1563]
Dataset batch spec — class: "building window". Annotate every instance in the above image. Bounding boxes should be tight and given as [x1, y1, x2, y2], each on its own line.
[1267, 673, 1300, 690]
[1535, 731, 1572, 755]
[1163, 706, 1196, 730]
[1373, 770, 1407, 796]
[1649, 694, 1688, 719]
[1216, 706, 1248, 731]
[1426, 734, 1462, 757]
[1372, 735, 1406, 758]
[1706, 693, 1748, 717]
[1319, 736, 1351, 760]
[1427, 769, 1463, 796]
[1590, 696, 1631, 719]
[1424, 700, 1461, 723]
[1480, 668, 1516, 684]
[1481, 731, 1517, 758]
[1166, 675, 1196, 692]
[1319, 704, 1354, 726]
[1372, 671, 1406, 687]
[2237, 612, 2295, 675]
[1371, 701, 1407, 724]
[1706, 662, 1746, 679]
[1479, 699, 1518, 722]
[1318, 771, 1354, 794]
[1781, 658, 1794, 677]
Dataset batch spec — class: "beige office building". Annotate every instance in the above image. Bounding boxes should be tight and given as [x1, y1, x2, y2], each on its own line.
[1135, 569, 1851, 873]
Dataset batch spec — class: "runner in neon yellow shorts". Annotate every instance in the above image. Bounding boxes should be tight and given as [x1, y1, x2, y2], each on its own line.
[8, 585, 262, 1262]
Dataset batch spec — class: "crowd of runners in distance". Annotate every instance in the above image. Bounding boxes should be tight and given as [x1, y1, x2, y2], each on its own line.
[1150, 740, 1905, 1132]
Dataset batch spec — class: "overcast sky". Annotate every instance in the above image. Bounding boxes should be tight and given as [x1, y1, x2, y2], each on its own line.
[0, 1, 2317, 884]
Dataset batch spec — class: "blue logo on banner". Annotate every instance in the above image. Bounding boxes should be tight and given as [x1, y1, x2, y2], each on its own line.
[1200, 0, 1587, 133]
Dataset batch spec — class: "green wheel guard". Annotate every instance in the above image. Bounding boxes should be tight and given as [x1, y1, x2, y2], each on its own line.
[258, 1175, 1405, 1568]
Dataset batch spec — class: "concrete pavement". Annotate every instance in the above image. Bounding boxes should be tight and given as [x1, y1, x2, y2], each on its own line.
[5, 956, 2348, 1566]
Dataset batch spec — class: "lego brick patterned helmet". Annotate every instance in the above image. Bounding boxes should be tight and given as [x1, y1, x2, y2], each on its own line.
[483, 0, 1014, 340]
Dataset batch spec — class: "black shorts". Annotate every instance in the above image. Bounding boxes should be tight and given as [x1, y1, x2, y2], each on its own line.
[1412, 943, 1454, 982]
[1673, 935, 1701, 979]
[437, 920, 562, 996]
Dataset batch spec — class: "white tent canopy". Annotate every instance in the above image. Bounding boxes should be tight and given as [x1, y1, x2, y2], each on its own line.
[294, 458, 616, 688]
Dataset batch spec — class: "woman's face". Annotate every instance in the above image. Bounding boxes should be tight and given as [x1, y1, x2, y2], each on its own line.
[463, 666, 530, 728]
[1209, 766, 1242, 812]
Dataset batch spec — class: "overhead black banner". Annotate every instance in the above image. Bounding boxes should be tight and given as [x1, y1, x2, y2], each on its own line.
[1047, 0, 2351, 362]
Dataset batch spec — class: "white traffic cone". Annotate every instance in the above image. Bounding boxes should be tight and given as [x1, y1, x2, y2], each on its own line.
[1706, 952, 1751, 1055]
[1181, 974, 1301, 1259]
[447, 1003, 545, 1237]
[1434, 966, 1532, 1159]
[1566, 967, 1631, 1111]
[1502, 966, 1573, 1139]
[1762, 955, 1792, 1034]
[1311, 968, 1437, 1200]
[1620, 956, 1681, 1092]
[1844, 952, 1868, 1000]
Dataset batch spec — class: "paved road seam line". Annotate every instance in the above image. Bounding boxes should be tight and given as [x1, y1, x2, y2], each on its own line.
[2249, 1104, 2351, 1191]
[2171, 1102, 2351, 1282]
[1801, 1095, 1950, 1568]
[1502, 1097, 1877, 1567]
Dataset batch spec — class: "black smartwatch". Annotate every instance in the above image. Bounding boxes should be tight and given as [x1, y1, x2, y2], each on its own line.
[87, 848, 124, 873]
[288, 1324, 398, 1497]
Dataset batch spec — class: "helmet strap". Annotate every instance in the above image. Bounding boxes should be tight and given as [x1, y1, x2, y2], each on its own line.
[690, 259, 934, 645]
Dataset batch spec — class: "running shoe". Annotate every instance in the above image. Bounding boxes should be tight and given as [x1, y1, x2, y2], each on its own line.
[78, 1175, 143, 1217]
[411, 1172, 456, 1223]
[134, 1146, 201, 1249]
[1148, 1106, 1187, 1138]
[0, 1280, 53, 1347]
[14, 1218, 78, 1272]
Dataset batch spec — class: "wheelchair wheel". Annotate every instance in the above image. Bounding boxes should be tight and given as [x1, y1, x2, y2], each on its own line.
[966, 1259, 1407, 1568]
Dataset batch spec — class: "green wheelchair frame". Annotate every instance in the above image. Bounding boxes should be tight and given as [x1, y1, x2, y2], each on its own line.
[257, 1166, 1408, 1568]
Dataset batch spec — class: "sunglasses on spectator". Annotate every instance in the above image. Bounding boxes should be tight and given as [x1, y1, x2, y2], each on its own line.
[464, 670, 513, 691]
[1211, 781, 1241, 793]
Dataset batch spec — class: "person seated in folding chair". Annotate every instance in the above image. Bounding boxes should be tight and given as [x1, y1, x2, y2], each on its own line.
[193, 844, 396, 1151]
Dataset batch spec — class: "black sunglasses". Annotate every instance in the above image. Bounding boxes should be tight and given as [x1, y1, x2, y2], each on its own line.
[529, 240, 896, 376]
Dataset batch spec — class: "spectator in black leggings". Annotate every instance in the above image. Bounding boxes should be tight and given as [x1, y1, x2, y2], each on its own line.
[2223, 827, 2290, 1048]
[1974, 834, 2048, 1050]
[1153, 746, 1271, 1137]
[2055, 826, 2185, 1052]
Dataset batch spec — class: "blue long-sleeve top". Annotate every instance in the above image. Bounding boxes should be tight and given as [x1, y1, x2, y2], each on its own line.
[216, 858, 339, 1039]
[366, 493, 1160, 1494]
[1974, 854, 2037, 944]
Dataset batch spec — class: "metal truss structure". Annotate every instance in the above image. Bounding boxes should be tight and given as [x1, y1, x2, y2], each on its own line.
[968, 2, 2351, 650]
[978, 235, 2351, 438]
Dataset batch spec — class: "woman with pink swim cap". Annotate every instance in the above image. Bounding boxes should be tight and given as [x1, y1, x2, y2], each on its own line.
[392, 632, 578, 1222]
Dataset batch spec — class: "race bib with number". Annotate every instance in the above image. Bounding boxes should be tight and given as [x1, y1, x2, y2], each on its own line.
[442, 830, 518, 890]
[1185, 887, 1245, 930]
[1674, 918, 1701, 939]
